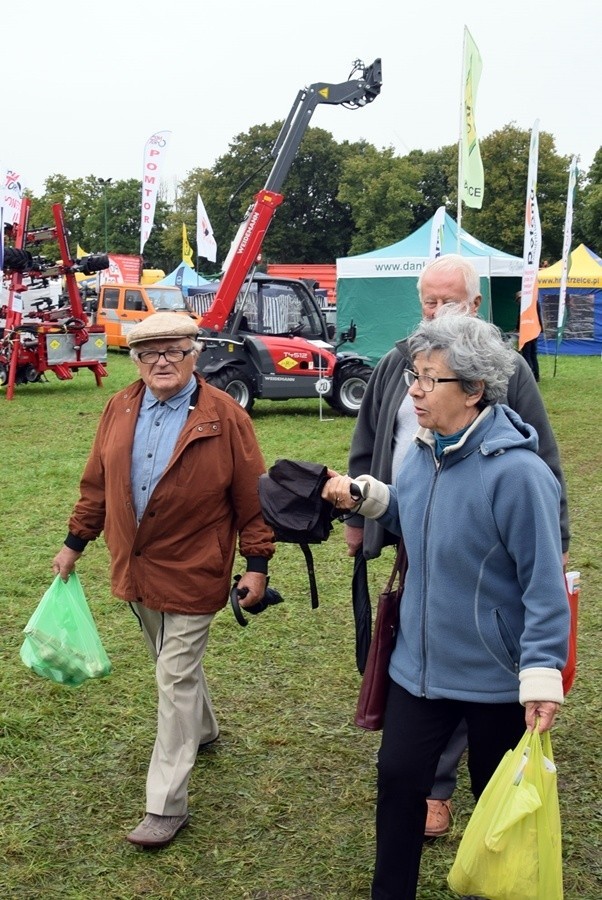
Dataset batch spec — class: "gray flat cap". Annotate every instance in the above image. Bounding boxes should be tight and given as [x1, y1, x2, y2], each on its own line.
[127, 312, 199, 346]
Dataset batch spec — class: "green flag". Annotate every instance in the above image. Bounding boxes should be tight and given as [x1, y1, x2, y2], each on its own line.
[460, 27, 484, 209]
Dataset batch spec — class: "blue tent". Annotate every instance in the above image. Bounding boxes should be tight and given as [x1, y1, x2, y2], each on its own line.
[336, 213, 523, 365]
[155, 262, 209, 296]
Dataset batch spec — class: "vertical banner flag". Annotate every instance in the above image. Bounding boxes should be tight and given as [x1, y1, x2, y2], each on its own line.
[429, 206, 446, 259]
[140, 130, 171, 254]
[556, 156, 579, 345]
[196, 193, 217, 263]
[2, 168, 25, 226]
[519, 121, 542, 350]
[460, 27, 484, 209]
[182, 224, 194, 267]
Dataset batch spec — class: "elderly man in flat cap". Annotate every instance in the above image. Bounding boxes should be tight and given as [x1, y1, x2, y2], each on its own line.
[53, 312, 275, 849]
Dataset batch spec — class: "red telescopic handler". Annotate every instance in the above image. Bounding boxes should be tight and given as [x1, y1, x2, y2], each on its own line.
[193, 58, 382, 416]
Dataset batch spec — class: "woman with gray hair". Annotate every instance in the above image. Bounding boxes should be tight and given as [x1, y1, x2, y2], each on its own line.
[408, 309, 516, 405]
[323, 315, 569, 900]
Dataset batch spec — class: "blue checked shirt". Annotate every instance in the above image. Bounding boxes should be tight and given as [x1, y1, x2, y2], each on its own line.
[130, 376, 197, 523]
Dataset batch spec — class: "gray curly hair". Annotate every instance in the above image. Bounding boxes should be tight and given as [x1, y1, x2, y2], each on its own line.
[407, 314, 516, 406]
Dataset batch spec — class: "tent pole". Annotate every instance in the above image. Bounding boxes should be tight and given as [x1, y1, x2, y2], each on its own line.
[457, 145, 463, 253]
[456, 27, 466, 253]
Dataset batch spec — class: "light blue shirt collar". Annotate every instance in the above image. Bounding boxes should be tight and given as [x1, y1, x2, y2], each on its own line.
[141, 376, 197, 410]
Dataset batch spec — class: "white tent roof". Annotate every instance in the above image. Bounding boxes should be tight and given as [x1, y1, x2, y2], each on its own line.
[337, 212, 523, 279]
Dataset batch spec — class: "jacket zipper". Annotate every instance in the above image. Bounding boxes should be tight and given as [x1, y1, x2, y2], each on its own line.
[420, 447, 442, 697]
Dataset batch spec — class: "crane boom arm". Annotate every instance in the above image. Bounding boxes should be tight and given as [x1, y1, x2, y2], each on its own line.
[200, 59, 382, 333]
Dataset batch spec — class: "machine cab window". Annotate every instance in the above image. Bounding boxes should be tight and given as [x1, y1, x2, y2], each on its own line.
[236, 280, 324, 339]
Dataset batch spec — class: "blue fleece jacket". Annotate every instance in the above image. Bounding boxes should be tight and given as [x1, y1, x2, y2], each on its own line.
[375, 404, 569, 705]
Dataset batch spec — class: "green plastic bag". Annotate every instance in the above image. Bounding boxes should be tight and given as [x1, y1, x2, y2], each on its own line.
[20, 573, 112, 687]
[448, 727, 563, 900]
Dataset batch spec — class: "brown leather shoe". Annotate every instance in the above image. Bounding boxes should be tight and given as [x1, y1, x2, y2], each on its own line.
[424, 799, 452, 837]
[126, 812, 190, 848]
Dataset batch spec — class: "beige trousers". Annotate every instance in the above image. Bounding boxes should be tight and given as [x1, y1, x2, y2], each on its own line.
[129, 603, 219, 815]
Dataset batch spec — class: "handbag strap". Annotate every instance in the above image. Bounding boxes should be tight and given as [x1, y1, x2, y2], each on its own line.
[384, 539, 408, 594]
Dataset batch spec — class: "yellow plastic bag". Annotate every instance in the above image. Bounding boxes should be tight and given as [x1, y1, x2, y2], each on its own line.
[448, 728, 563, 900]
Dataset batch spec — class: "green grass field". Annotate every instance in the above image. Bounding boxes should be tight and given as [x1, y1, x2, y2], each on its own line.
[1, 351, 600, 899]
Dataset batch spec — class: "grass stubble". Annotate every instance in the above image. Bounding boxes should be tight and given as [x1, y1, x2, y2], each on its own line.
[0, 352, 600, 899]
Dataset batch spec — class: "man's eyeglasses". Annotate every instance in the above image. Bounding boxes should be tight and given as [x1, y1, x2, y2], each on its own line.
[136, 348, 194, 364]
[420, 299, 472, 311]
[403, 369, 461, 392]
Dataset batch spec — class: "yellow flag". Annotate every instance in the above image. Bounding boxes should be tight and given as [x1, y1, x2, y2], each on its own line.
[460, 27, 484, 209]
[182, 223, 194, 267]
[76, 243, 89, 258]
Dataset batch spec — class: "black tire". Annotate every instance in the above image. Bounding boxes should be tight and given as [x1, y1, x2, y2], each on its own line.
[3, 248, 33, 272]
[327, 363, 372, 416]
[78, 254, 110, 276]
[22, 364, 42, 383]
[205, 366, 255, 413]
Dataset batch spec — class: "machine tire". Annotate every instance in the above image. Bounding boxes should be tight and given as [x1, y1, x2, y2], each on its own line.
[3, 248, 33, 272]
[205, 366, 255, 413]
[327, 363, 372, 416]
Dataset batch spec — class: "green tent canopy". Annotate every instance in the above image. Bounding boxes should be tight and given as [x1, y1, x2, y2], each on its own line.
[336, 212, 523, 365]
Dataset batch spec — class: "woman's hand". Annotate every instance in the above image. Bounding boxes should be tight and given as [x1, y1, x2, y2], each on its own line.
[321, 471, 356, 510]
[524, 700, 561, 733]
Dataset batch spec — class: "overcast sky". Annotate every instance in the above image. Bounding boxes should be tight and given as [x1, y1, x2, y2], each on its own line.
[5, 0, 599, 197]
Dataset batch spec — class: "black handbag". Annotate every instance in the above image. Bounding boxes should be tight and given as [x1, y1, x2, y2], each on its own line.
[354, 540, 408, 731]
[258, 458, 337, 609]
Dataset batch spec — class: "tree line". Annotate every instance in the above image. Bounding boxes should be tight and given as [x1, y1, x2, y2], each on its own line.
[23, 123, 602, 276]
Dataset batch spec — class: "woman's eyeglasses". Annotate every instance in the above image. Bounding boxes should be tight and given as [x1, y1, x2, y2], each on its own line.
[403, 369, 461, 392]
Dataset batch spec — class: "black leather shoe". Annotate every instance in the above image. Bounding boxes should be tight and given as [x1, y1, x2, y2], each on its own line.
[197, 732, 220, 753]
